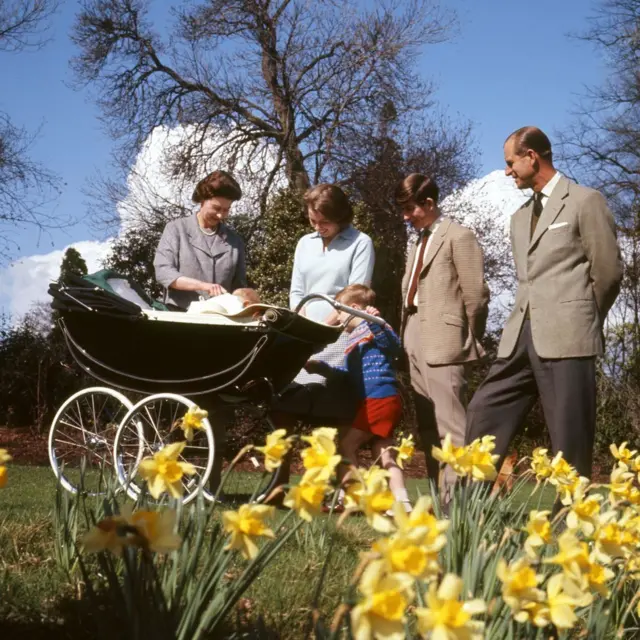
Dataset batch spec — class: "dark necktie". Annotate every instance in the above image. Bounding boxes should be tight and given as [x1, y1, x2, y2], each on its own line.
[407, 230, 430, 308]
[530, 192, 544, 239]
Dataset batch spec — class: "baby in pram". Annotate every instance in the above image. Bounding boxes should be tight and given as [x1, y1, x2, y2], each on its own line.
[188, 287, 262, 316]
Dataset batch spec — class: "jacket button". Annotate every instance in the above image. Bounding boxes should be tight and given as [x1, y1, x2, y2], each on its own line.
[519, 306, 524, 312]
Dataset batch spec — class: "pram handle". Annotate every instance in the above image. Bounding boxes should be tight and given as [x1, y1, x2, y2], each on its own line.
[294, 293, 387, 327]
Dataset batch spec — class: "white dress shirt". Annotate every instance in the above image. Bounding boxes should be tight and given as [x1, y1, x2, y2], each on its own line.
[405, 215, 442, 307]
[538, 171, 562, 211]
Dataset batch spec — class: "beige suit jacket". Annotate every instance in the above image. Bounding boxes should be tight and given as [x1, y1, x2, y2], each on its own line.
[401, 218, 490, 365]
[498, 175, 623, 359]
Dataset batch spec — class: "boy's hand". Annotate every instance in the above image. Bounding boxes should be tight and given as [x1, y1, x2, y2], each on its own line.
[365, 305, 380, 317]
[304, 360, 326, 374]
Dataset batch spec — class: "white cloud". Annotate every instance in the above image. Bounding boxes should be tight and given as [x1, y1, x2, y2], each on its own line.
[0, 239, 113, 319]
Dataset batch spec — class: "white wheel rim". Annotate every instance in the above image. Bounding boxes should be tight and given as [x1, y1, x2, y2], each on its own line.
[48, 387, 133, 495]
[113, 393, 215, 505]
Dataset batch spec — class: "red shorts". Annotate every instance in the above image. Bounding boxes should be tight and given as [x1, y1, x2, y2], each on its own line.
[352, 395, 403, 439]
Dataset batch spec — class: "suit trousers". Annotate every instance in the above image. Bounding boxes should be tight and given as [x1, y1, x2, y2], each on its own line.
[403, 313, 467, 501]
[465, 319, 596, 478]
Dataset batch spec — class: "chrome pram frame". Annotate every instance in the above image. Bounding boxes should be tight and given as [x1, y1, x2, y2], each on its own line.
[47, 275, 383, 504]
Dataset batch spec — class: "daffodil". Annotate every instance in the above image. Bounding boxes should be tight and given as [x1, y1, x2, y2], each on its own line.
[81, 506, 181, 555]
[300, 426, 341, 479]
[138, 441, 196, 499]
[351, 560, 414, 640]
[538, 573, 582, 630]
[415, 573, 486, 640]
[593, 513, 638, 563]
[0, 448, 11, 489]
[130, 509, 182, 553]
[461, 436, 499, 481]
[391, 496, 449, 548]
[530, 447, 553, 482]
[544, 530, 591, 575]
[283, 467, 329, 522]
[394, 435, 415, 469]
[567, 491, 602, 536]
[345, 466, 395, 533]
[222, 504, 275, 560]
[607, 465, 640, 506]
[255, 429, 294, 471]
[523, 510, 552, 558]
[610, 442, 638, 466]
[82, 511, 133, 555]
[432, 434, 469, 476]
[373, 531, 441, 581]
[179, 405, 208, 441]
[496, 557, 545, 618]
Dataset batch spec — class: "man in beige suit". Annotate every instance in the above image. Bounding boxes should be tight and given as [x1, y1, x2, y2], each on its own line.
[466, 126, 623, 479]
[396, 174, 489, 501]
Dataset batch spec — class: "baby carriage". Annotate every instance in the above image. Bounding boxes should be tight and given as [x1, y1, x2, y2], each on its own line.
[47, 271, 382, 504]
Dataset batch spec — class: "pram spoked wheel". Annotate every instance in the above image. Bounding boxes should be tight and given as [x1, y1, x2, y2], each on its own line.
[113, 393, 215, 504]
[48, 387, 134, 495]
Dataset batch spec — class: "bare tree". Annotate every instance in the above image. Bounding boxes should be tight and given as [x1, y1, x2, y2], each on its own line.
[71, 0, 457, 211]
[0, 0, 62, 260]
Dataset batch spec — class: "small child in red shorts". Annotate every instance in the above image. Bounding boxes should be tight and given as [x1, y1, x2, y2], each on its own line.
[305, 284, 411, 512]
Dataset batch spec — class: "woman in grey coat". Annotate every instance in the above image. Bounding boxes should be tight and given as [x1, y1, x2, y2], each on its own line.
[154, 170, 247, 310]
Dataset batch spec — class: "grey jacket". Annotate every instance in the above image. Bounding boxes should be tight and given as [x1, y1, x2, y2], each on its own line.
[154, 214, 247, 309]
[498, 175, 623, 359]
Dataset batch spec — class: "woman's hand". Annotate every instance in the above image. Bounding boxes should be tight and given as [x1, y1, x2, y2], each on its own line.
[203, 283, 226, 297]
[323, 309, 341, 326]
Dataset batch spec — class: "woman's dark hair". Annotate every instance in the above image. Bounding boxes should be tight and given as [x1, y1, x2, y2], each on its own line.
[507, 126, 553, 162]
[192, 170, 242, 203]
[394, 173, 440, 207]
[303, 184, 353, 225]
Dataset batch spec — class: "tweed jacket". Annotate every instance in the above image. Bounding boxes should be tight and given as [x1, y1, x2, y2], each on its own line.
[154, 214, 247, 309]
[498, 175, 623, 359]
[401, 217, 490, 365]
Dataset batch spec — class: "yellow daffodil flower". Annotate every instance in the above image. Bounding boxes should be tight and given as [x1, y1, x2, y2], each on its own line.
[415, 573, 486, 640]
[523, 510, 552, 558]
[222, 503, 275, 560]
[138, 441, 196, 499]
[345, 466, 395, 533]
[255, 429, 294, 471]
[394, 435, 415, 469]
[391, 496, 449, 548]
[497, 557, 545, 617]
[610, 442, 638, 466]
[593, 513, 638, 563]
[373, 531, 441, 581]
[0, 448, 11, 488]
[300, 426, 341, 478]
[530, 447, 553, 482]
[544, 531, 591, 575]
[283, 467, 329, 522]
[351, 559, 414, 640]
[179, 405, 208, 441]
[607, 466, 640, 506]
[130, 509, 182, 553]
[432, 434, 469, 477]
[539, 573, 582, 630]
[462, 437, 500, 481]
[567, 491, 602, 536]
[82, 506, 181, 555]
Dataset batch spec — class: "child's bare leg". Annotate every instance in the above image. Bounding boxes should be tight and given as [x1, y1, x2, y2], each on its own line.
[373, 438, 411, 507]
[338, 427, 372, 483]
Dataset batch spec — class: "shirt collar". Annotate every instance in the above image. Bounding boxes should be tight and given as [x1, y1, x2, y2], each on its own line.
[191, 213, 227, 239]
[541, 172, 562, 200]
[421, 214, 442, 236]
[313, 224, 356, 241]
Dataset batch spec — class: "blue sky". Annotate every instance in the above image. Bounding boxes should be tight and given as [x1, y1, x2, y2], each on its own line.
[0, 0, 605, 307]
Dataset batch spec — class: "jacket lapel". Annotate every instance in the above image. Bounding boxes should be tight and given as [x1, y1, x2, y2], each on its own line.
[528, 176, 570, 252]
[186, 214, 214, 257]
[420, 217, 449, 274]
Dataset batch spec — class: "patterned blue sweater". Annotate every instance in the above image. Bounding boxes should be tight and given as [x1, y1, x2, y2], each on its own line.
[326, 320, 401, 400]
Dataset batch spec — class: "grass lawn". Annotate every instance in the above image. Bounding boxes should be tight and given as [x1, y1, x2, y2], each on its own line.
[0, 465, 557, 638]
